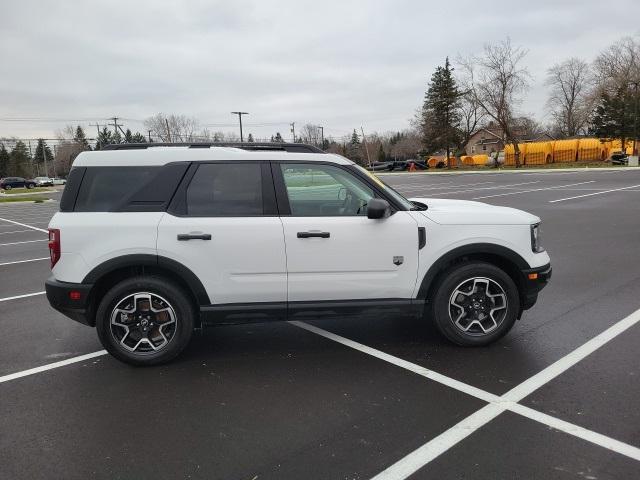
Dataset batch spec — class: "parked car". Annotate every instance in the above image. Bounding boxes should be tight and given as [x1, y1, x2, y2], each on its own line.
[0, 177, 36, 190]
[366, 161, 394, 171]
[45, 142, 551, 366]
[611, 152, 628, 165]
[33, 176, 54, 187]
[52, 177, 67, 185]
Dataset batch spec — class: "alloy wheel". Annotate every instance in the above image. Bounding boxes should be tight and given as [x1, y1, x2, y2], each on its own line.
[448, 277, 508, 336]
[110, 292, 177, 354]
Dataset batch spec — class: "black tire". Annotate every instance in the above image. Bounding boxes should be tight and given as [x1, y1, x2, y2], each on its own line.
[429, 262, 519, 346]
[5, 185, 12, 190]
[27, 184, 34, 189]
[96, 276, 195, 366]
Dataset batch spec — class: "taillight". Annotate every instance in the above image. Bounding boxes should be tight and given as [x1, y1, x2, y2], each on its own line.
[48, 228, 60, 268]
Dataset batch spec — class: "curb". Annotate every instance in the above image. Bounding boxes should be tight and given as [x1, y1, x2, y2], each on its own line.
[376, 166, 640, 176]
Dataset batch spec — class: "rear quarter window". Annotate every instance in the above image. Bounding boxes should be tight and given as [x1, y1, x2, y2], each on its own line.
[74, 167, 159, 212]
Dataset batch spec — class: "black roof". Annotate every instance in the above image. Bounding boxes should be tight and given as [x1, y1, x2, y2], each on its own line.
[101, 142, 325, 153]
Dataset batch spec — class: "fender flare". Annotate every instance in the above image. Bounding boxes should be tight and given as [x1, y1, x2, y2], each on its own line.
[83, 254, 210, 305]
[417, 243, 528, 300]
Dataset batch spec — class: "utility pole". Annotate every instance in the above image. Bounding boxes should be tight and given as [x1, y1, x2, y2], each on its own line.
[27, 140, 36, 176]
[318, 126, 324, 149]
[109, 117, 120, 136]
[42, 140, 49, 178]
[290, 122, 296, 143]
[360, 126, 372, 168]
[148, 130, 153, 142]
[231, 112, 248, 142]
[89, 124, 102, 137]
[165, 119, 172, 142]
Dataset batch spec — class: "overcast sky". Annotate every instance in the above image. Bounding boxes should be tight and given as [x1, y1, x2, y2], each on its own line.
[1, 0, 639, 142]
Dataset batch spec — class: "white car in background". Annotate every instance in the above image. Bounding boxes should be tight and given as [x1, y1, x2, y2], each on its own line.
[33, 176, 54, 187]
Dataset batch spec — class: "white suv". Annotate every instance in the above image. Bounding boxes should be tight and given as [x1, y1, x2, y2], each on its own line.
[46, 143, 551, 365]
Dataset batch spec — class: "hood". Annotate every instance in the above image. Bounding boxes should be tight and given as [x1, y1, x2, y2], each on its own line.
[410, 197, 540, 225]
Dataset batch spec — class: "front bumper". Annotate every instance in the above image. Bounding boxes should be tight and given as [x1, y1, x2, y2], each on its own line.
[520, 263, 552, 311]
[45, 276, 94, 326]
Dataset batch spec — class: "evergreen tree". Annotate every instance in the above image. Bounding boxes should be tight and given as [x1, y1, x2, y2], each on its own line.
[348, 129, 363, 164]
[377, 144, 386, 162]
[33, 139, 54, 175]
[95, 127, 113, 150]
[0, 144, 9, 178]
[74, 126, 90, 150]
[247, 133, 254, 142]
[9, 141, 32, 177]
[421, 57, 462, 161]
[274, 132, 283, 142]
[590, 86, 634, 145]
[130, 132, 147, 143]
[124, 129, 134, 143]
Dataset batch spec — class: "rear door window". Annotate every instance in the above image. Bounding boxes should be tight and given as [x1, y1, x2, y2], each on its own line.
[186, 163, 264, 216]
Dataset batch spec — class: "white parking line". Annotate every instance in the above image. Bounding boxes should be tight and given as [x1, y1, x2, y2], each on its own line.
[0, 291, 45, 302]
[472, 181, 596, 200]
[0, 257, 49, 267]
[412, 181, 540, 196]
[396, 181, 496, 191]
[291, 306, 640, 476]
[0, 239, 48, 246]
[0, 217, 48, 233]
[371, 404, 506, 480]
[549, 184, 640, 203]
[0, 350, 107, 384]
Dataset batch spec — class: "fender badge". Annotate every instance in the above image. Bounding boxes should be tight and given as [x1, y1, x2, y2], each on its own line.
[393, 256, 404, 266]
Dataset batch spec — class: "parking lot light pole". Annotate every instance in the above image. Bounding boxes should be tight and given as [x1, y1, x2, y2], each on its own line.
[631, 81, 639, 156]
[231, 112, 248, 142]
[41, 140, 49, 178]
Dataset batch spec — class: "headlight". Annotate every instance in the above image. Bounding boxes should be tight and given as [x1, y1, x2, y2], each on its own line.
[531, 223, 544, 253]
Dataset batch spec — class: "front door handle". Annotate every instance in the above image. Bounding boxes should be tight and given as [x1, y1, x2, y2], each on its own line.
[297, 231, 330, 238]
[177, 233, 212, 241]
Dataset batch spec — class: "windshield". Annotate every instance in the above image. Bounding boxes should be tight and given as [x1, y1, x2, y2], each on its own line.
[352, 165, 418, 210]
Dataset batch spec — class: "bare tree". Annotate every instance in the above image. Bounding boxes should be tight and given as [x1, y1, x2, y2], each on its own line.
[545, 58, 593, 137]
[460, 38, 530, 167]
[593, 36, 640, 93]
[144, 113, 200, 142]
[458, 91, 486, 151]
[388, 130, 422, 160]
[517, 116, 545, 140]
[298, 124, 321, 145]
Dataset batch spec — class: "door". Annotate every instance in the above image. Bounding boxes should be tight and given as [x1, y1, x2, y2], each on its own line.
[276, 162, 419, 302]
[157, 162, 286, 305]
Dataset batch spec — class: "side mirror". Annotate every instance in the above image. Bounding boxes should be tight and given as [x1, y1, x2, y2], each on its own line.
[367, 198, 391, 219]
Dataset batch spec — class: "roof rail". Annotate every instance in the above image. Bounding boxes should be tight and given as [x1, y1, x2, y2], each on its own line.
[101, 142, 326, 153]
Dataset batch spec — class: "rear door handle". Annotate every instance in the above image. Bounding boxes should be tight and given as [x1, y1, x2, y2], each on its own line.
[177, 233, 212, 241]
[297, 231, 330, 238]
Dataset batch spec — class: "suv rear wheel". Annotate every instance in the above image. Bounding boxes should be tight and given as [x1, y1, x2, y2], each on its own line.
[96, 276, 195, 366]
[430, 262, 519, 346]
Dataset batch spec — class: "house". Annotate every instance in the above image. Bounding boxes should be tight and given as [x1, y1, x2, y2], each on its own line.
[465, 121, 555, 155]
[465, 126, 504, 155]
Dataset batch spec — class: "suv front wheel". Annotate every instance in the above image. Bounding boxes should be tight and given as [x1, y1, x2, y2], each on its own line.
[96, 276, 195, 366]
[430, 262, 519, 346]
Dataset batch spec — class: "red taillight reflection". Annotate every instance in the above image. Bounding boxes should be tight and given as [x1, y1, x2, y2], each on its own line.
[69, 291, 81, 301]
[48, 228, 60, 269]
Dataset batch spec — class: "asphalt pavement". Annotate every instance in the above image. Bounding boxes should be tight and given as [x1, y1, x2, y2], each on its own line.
[1, 169, 639, 479]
